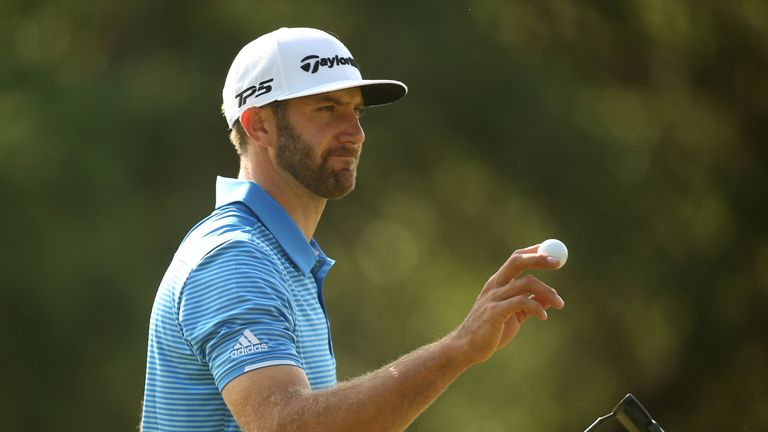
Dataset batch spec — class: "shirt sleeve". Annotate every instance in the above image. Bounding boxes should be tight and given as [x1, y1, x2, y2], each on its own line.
[178, 239, 303, 391]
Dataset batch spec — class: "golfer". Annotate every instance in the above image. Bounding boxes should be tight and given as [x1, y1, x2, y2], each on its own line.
[141, 27, 565, 432]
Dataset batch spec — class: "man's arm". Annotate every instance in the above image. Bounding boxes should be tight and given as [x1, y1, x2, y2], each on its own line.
[222, 245, 565, 432]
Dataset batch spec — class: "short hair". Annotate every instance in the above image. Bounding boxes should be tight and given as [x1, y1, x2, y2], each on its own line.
[223, 101, 287, 157]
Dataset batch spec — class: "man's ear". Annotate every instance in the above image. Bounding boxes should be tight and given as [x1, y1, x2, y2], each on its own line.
[240, 107, 273, 149]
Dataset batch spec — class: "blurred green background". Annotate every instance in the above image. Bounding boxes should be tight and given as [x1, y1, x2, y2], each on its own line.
[2, 0, 767, 430]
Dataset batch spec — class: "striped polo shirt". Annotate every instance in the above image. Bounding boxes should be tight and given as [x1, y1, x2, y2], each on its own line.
[141, 176, 336, 431]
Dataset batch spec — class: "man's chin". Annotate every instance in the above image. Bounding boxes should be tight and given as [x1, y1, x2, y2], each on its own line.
[325, 179, 356, 200]
[315, 170, 354, 199]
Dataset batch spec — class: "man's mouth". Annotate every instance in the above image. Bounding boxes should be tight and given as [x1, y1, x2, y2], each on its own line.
[327, 147, 359, 159]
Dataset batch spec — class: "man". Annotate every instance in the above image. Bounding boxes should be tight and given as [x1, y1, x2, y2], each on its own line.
[141, 27, 565, 431]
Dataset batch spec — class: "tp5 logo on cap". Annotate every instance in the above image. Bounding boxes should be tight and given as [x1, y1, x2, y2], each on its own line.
[235, 78, 274, 108]
[300, 54, 359, 74]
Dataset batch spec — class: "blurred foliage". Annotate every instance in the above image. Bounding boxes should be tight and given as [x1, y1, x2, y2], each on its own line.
[1, 0, 767, 430]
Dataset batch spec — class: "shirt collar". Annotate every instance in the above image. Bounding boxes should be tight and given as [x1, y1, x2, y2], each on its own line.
[214, 176, 322, 276]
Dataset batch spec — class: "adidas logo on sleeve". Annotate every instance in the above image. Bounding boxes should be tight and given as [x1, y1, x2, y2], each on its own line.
[230, 329, 269, 358]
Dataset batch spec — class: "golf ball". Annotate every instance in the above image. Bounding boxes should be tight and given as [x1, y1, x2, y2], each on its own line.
[539, 239, 568, 269]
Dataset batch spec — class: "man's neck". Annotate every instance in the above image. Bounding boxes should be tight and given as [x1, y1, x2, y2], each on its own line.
[239, 164, 326, 242]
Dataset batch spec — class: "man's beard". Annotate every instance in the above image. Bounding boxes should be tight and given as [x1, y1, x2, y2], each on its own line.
[274, 114, 359, 200]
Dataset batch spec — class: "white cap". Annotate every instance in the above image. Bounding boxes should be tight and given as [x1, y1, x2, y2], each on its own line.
[222, 27, 408, 128]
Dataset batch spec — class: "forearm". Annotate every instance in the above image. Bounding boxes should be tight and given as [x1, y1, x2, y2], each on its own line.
[232, 249, 565, 432]
[261, 335, 470, 432]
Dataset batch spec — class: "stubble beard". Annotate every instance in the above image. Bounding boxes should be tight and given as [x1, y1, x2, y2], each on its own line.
[274, 113, 359, 200]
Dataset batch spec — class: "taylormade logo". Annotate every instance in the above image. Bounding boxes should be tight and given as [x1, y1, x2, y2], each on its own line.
[300, 54, 359, 74]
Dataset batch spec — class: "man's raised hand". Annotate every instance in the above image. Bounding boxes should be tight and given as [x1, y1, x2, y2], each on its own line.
[449, 244, 565, 366]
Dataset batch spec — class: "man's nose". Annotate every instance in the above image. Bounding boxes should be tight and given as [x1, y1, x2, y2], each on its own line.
[339, 110, 365, 146]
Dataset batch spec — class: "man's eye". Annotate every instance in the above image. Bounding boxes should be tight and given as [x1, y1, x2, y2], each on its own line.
[320, 105, 336, 112]
[355, 107, 367, 119]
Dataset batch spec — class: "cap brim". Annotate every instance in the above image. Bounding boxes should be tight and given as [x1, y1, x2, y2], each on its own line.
[277, 79, 407, 107]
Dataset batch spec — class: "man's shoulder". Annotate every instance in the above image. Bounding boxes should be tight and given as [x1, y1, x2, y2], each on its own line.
[153, 203, 289, 317]
[175, 202, 278, 268]
[190, 201, 257, 235]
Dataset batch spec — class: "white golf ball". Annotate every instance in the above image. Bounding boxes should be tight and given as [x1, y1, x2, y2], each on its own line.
[539, 239, 568, 269]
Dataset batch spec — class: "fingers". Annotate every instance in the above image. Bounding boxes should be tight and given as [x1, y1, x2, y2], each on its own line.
[513, 244, 541, 255]
[494, 274, 565, 310]
[498, 295, 548, 321]
[531, 294, 560, 310]
[495, 250, 561, 285]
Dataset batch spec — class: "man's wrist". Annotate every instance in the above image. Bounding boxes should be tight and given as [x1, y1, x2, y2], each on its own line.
[436, 331, 477, 375]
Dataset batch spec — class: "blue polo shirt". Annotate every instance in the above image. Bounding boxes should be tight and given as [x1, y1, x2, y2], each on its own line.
[141, 177, 336, 432]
